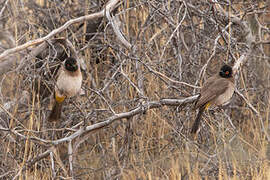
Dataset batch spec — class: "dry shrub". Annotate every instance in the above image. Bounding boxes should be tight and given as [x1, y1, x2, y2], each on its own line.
[0, 0, 269, 179]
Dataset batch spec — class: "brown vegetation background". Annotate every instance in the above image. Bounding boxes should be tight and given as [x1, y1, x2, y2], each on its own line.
[0, 0, 270, 179]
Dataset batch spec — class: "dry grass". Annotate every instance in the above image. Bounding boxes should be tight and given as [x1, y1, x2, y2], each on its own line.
[0, 0, 270, 179]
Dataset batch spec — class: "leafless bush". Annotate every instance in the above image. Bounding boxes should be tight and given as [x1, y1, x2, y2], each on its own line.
[0, 0, 270, 179]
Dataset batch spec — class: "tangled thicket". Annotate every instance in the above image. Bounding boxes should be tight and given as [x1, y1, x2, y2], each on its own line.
[0, 0, 270, 179]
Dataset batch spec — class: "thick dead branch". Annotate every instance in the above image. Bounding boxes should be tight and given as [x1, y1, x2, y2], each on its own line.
[7, 95, 198, 146]
[106, 7, 131, 49]
[0, 0, 120, 61]
[53, 95, 198, 144]
[0, 39, 49, 76]
[0, 37, 87, 76]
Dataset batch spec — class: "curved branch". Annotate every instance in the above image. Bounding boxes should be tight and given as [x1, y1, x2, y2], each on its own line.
[7, 96, 198, 146]
[53, 95, 198, 145]
[0, 0, 120, 60]
[106, 5, 131, 49]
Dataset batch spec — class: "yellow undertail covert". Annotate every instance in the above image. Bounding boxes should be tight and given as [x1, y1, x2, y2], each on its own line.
[55, 94, 66, 103]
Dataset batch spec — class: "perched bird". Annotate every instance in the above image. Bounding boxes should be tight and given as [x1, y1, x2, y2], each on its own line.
[48, 57, 82, 122]
[191, 64, 235, 134]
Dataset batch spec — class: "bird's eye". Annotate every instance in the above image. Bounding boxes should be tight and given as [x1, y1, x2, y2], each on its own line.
[225, 71, 229, 75]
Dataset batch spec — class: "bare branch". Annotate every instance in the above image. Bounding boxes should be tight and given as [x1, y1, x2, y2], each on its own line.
[0, 0, 120, 61]
[50, 151, 56, 178]
[0, 39, 48, 76]
[53, 95, 198, 145]
[68, 140, 74, 178]
[0, 0, 9, 18]
[6, 95, 198, 147]
[106, 5, 132, 49]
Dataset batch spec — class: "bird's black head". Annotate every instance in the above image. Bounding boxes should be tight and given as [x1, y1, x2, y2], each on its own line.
[219, 64, 233, 78]
[64, 57, 78, 72]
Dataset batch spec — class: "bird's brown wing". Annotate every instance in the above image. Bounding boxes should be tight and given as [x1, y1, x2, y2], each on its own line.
[195, 77, 231, 109]
[194, 75, 218, 108]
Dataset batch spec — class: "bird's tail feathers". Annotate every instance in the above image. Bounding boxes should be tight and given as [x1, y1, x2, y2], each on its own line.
[48, 101, 63, 122]
[191, 105, 206, 134]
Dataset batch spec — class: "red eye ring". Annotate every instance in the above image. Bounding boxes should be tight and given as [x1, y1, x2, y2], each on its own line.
[225, 71, 229, 75]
